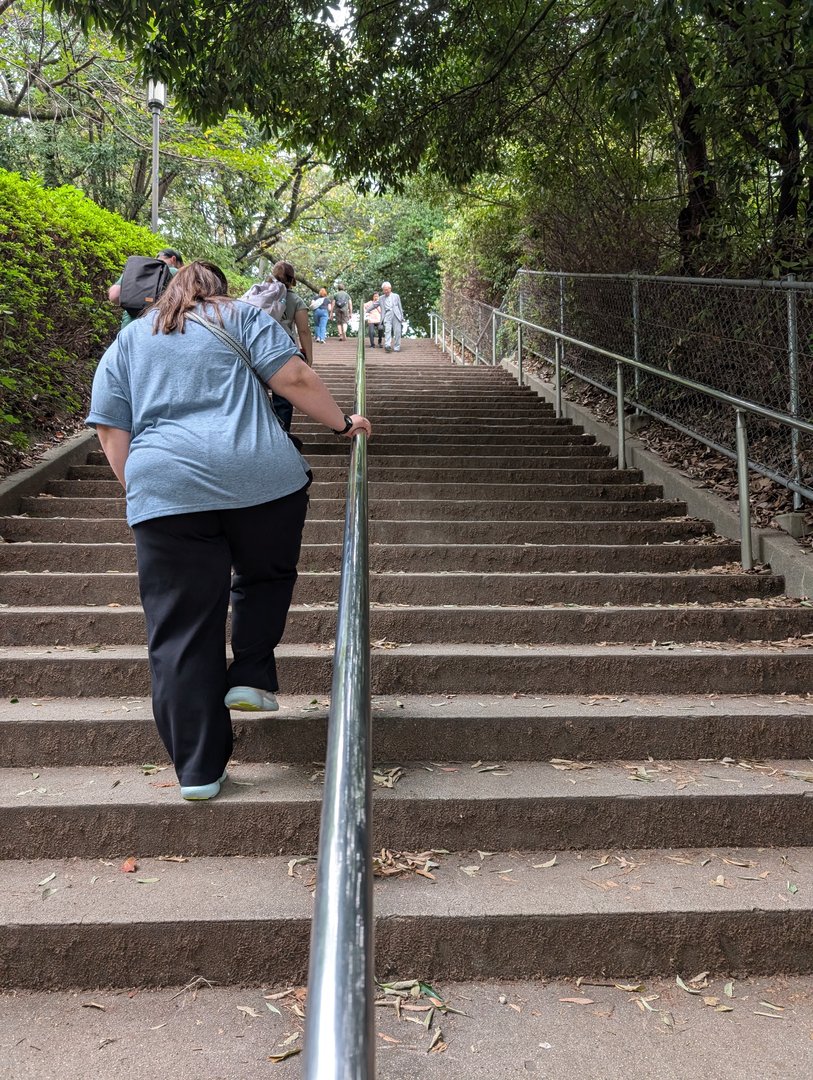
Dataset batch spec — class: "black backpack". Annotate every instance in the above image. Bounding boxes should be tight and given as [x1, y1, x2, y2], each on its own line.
[119, 256, 173, 318]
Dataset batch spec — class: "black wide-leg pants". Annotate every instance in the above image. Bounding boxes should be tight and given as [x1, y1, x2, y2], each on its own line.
[132, 486, 309, 785]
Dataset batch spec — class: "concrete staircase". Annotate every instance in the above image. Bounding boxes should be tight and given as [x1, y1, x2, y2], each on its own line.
[2, 340, 813, 1070]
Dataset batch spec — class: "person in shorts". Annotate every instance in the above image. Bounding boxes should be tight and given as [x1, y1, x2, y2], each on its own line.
[331, 284, 352, 341]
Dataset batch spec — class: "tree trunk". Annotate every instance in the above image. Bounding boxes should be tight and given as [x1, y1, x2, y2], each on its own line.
[664, 28, 717, 274]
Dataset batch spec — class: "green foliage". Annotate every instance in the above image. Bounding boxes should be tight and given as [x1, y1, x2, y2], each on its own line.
[0, 169, 156, 459]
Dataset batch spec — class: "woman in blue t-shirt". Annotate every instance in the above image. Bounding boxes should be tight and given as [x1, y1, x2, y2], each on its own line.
[87, 261, 371, 801]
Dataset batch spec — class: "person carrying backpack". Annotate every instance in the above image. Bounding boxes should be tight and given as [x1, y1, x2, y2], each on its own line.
[108, 249, 183, 331]
[331, 283, 352, 342]
[240, 262, 313, 431]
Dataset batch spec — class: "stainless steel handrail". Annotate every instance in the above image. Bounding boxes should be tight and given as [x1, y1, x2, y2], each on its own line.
[303, 323, 374, 1079]
[430, 303, 813, 570]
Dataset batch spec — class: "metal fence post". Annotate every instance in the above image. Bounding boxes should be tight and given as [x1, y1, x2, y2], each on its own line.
[787, 274, 802, 510]
[616, 362, 626, 470]
[440, 319, 446, 354]
[736, 409, 753, 570]
[517, 321, 524, 386]
[558, 274, 565, 368]
[492, 310, 498, 366]
[450, 327, 456, 364]
[554, 337, 562, 418]
[632, 273, 641, 410]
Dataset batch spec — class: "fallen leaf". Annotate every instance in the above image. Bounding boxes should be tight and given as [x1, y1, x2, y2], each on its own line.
[81, 1002, 106, 1011]
[237, 1006, 260, 1018]
[532, 856, 557, 868]
[135, 877, 159, 884]
[37, 872, 56, 887]
[268, 1048, 301, 1062]
[120, 857, 138, 873]
[559, 997, 594, 1005]
[676, 975, 702, 995]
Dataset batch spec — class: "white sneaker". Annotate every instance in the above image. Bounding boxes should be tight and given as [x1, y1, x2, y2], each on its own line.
[224, 686, 279, 712]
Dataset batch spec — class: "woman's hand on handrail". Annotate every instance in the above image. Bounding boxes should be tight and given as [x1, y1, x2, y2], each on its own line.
[342, 414, 371, 439]
[269, 356, 371, 438]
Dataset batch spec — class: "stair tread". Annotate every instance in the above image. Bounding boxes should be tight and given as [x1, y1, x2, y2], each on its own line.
[2, 691, 811, 724]
[4, 846, 812, 925]
[3, 758, 812, 808]
[0, 976, 809, 1080]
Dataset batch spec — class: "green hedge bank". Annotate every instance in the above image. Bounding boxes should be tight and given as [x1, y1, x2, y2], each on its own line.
[0, 170, 157, 471]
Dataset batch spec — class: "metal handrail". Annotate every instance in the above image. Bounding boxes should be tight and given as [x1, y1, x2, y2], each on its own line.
[303, 322, 374, 1079]
[430, 304, 813, 570]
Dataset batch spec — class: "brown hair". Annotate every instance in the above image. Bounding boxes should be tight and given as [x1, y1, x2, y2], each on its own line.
[151, 260, 230, 335]
[272, 260, 296, 287]
[319, 287, 327, 297]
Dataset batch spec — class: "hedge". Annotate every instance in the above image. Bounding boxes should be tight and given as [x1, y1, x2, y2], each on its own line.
[0, 170, 158, 466]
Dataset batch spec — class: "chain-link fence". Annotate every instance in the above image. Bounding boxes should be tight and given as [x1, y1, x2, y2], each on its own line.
[440, 271, 813, 506]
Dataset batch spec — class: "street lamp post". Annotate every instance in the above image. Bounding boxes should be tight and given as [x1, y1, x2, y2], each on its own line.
[146, 79, 167, 233]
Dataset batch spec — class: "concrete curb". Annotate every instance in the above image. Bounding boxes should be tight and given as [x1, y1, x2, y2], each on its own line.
[0, 430, 96, 517]
[503, 359, 813, 598]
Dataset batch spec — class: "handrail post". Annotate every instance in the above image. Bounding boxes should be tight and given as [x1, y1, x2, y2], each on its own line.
[303, 319, 373, 1080]
[554, 337, 562, 418]
[616, 362, 626, 470]
[441, 319, 447, 355]
[558, 273, 565, 368]
[736, 408, 753, 570]
[517, 321, 523, 386]
[787, 275, 802, 510]
[492, 310, 498, 366]
[632, 273, 641, 412]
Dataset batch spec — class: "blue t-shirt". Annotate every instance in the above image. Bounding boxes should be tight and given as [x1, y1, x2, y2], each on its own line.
[86, 301, 311, 526]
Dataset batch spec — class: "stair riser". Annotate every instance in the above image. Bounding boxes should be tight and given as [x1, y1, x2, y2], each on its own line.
[13, 500, 683, 528]
[4, 910, 813, 990]
[4, 792, 812, 861]
[71, 451, 608, 477]
[2, 651, 809, 696]
[4, 607, 810, 646]
[0, 519, 705, 543]
[0, 543, 743, 572]
[4, 709, 810, 768]
[0, 570, 780, 607]
[45, 466, 639, 494]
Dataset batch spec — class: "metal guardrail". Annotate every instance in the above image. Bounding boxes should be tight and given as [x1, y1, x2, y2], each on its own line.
[429, 305, 813, 570]
[303, 323, 374, 1078]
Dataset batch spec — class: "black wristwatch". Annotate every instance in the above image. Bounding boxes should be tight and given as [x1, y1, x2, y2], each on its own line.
[333, 414, 354, 435]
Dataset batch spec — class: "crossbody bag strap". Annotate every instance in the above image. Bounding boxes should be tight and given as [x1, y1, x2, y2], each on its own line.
[186, 310, 286, 429]
[186, 310, 258, 379]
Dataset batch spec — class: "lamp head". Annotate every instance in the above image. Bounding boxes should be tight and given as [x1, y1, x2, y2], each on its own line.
[147, 79, 167, 110]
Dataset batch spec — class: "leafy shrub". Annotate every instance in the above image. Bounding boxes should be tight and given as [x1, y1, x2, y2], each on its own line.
[0, 170, 157, 469]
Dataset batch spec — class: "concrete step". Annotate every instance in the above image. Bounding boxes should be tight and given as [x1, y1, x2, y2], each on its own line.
[299, 434, 599, 449]
[4, 692, 811, 768]
[293, 421, 578, 435]
[46, 470, 648, 498]
[4, 759, 813, 860]
[3, 603, 811, 647]
[1, 643, 811, 697]
[2, 976, 810, 1078]
[0, 540, 743, 573]
[2, 846, 812, 988]
[71, 449, 613, 479]
[0, 569, 782, 607]
[20, 490, 665, 522]
[0, 517, 711, 544]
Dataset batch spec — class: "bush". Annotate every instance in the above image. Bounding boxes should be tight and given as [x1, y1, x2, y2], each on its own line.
[0, 170, 158, 471]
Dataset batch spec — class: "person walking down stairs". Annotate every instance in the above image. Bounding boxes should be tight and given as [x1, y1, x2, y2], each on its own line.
[379, 280, 404, 352]
[86, 260, 371, 803]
